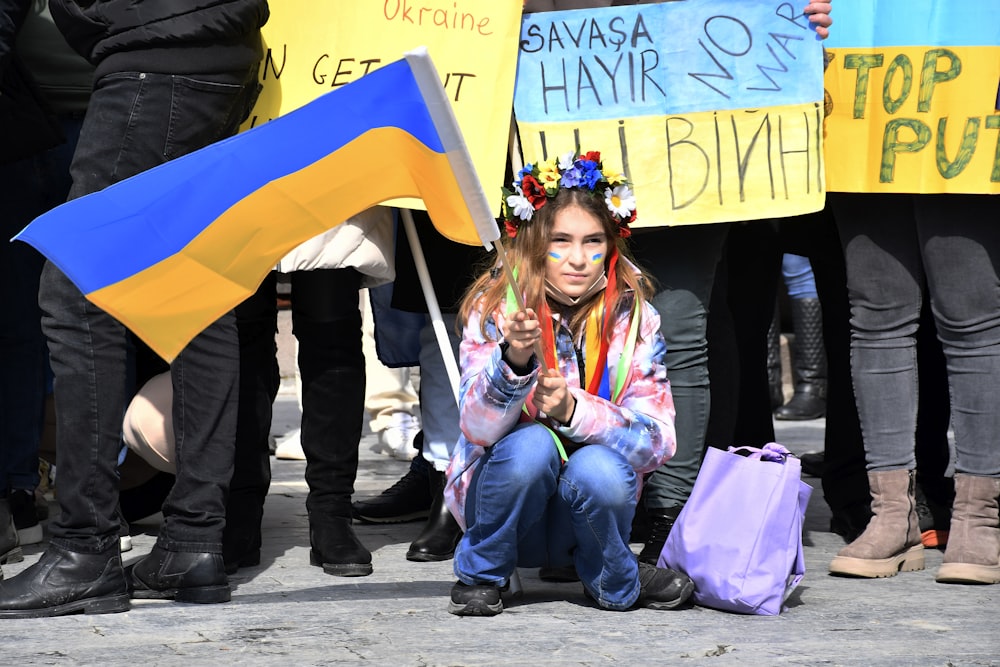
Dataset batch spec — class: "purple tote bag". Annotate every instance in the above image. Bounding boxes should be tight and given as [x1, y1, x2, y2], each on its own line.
[658, 443, 812, 615]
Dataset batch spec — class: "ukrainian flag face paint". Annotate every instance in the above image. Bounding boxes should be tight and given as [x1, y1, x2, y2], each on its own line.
[546, 204, 608, 300]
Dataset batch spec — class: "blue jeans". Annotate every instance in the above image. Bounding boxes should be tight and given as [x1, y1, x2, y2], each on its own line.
[454, 424, 641, 610]
[418, 313, 461, 471]
[629, 223, 729, 510]
[0, 119, 81, 493]
[833, 193, 1000, 477]
[781, 254, 817, 299]
[38, 69, 259, 553]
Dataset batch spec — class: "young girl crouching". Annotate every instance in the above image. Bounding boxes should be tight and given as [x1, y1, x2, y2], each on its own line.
[443, 151, 694, 616]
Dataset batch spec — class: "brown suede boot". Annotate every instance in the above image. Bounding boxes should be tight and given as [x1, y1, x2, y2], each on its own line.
[829, 469, 925, 578]
[936, 474, 1000, 585]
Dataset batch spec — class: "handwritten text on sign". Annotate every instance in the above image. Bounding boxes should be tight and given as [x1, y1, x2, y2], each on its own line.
[240, 0, 523, 212]
[515, 1, 825, 226]
[823, 0, 1000, 194]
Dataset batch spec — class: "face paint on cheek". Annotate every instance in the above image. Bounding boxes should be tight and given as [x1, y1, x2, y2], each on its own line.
[548, 252, 562, 263]
[590, 253, 604, 265]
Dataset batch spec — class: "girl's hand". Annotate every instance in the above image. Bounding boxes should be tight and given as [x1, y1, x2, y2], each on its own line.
[804, 2, 832, 39]
[533, 368, 576, 425]
[501, 308, 540, 369]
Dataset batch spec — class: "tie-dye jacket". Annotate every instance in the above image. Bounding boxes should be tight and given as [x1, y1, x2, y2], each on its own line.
[443, 293, 677, 530]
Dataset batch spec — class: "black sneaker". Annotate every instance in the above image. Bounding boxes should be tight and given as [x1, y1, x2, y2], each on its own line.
[636, 562, 694, 610]
[8, 490, 42, 546]
[915, 484, 951, 549]
[447, 581, 503, 616]
[637, 507, 681, 565]
[352, 467, 432, 524]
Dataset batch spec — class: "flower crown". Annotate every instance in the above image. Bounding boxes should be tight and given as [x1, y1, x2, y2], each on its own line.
[501, 151, 636, 239]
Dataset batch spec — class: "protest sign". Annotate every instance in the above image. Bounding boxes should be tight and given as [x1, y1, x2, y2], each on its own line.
[824, 1, 1000, 194]
[515, 0, 826, 226]
[242, 0, 522, 211]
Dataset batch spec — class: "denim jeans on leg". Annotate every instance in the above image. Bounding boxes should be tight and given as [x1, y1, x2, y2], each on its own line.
[834, 193, 1000, 478]
[629, 223, 729, 510]
[39, 69, 258, 553]
[454, 424, 641, 610]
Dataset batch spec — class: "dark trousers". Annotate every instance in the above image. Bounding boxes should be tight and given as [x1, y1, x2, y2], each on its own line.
[234, 268, 365, 522]
[0, 119, 81, 493]
[39, 69, 258, 553]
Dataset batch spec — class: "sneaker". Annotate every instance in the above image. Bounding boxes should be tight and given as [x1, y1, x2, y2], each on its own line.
[8, 489, 43, 546]
[373, 411, 419, 462]
[352, 466, 432, 524]
[448, 581, 503, 616]
[915, 485, 951, 549]
[636, 561, 694, 610]
[274, 428, 305, 461]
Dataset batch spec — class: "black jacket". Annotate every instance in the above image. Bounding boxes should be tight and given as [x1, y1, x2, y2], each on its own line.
[49, 0, 268, 79]
[0, 0, 29, 70]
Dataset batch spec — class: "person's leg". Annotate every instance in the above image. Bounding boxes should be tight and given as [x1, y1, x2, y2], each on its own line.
[405, 314, 464, 560]
[774, 253, 828, 421]
[0, 118, 79, 546]
[628, 223, 728, 561]
[224, 271, 279, 573]
[449, 423, 560, 616]
[916, 195, 1000, 584]
[551, 446, 639, 609]
[291, 268, 372, 577]
[828, 193, 924, 579]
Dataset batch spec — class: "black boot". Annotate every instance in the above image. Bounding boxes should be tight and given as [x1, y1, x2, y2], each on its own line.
[0, 541, 129, 618]
[352, 438, 433, 524]
[406, 471, 463, 562]
[767, 309, 785, 410]
[128, 544, 230, 603]
[309, 516, 373, 576]
[637, 507, 682, 565]
[0, 497, 23, 568]
[774, 298, 827, 421]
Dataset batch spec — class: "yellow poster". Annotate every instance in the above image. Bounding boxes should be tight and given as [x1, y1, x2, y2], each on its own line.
[514, 2, 827, 227]
[824, 2, 1000, 194]
[243, 0, 523, 210]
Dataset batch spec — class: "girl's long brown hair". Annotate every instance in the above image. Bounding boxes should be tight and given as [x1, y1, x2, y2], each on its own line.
[459, 188, 655, 342]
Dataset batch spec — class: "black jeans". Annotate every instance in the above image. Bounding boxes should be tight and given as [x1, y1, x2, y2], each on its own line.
[39, 69, 259, 553]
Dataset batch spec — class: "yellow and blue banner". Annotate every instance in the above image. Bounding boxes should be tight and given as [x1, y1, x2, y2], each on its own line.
[15, 50, 500, 363]
[515, 0, 827, 226]
[824, 1, 1000, 193]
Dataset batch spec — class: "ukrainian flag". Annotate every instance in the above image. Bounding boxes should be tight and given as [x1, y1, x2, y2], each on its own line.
[15, 49, 499, 362]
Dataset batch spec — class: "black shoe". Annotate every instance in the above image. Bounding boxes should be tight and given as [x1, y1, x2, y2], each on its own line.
[773, 389, 826, 420]
[0, 542, 129, 618]
[8, 490, 43, 546]
[636, 561, 694, 610]
[406, 474, 463, 562]
[352, 466, 432, 524]
[637, 507, 682, 565]
[309, 516, 373, 577]
[128, 545, 231, 604]
[915, 483, 952, 549]
[448, 581, 503, 616]
[0, 498, 23, 567]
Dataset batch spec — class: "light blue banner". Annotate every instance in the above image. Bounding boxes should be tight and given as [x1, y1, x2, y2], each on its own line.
[514, 0, 825, 123]
[824, 0, 1000, 49]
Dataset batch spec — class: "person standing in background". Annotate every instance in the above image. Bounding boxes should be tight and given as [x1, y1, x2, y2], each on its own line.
[0, 0, 269, 618]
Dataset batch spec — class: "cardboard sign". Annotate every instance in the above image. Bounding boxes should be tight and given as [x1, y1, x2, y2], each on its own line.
[241, 0, 523, 211]
[824, 1, 1000, 193]
[515, 0, 826, 226]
